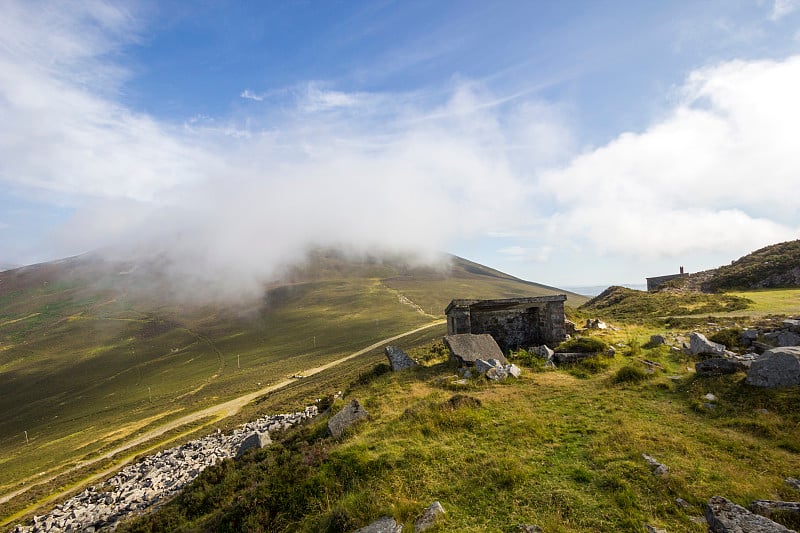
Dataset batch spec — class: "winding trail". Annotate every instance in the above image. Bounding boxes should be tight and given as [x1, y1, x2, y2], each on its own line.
[0, 320, 445, 522]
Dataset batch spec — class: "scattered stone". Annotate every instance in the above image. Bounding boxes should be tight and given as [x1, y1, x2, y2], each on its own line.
[750, 500, 800, 519]
[327, 399, 369, 438]
[475, 358, 502, 374]
[235, 431, 271, 458]
[703, 403, 716, 410]
[642, 454, 669, 476]
[414, 501, 445, 532]
[506, 364, 522, 378]
[689, 333, 726, 356]
[585, 318, 608, 329]
[564, 319, 577, 335]
[443, 334, 507, 366]
[552, 352, 595, 365]
[776, 331, 800, 347]
[532, 344, 554, 360]
[13, 406, 319, 533]
[517, 525, 542, 532]
[353, 516, 403, 533]
[706, 496, 796, 532]
[696, 357, 747, 377]
[755, 408, 770, 415]
[605, 346, 616, 357]
[784, 319, 800, 333]
[676, 497, 691, 509]
[745, 347, 800, 388]
[786, 478, 800, 491]
[451, 379, 469, 386]
[650, 334, 666, 345]
[741, 329, 760, 343]
[704, 393, 717, 402]
[385, 346, 418, 371]
[645, 526, 667, 533]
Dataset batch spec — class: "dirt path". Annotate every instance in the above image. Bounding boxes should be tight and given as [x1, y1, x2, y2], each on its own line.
[0, 320, 444, 519]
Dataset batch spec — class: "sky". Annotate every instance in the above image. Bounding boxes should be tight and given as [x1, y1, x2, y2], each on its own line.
[1, 0, 800, 294]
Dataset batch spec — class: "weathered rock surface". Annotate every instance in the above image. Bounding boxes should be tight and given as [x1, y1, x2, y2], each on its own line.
[327, 399, 369, 438]
[785, 319, 800, 333]
[696, 357, 747, 376]
[642, 454, 669, 476]
[517, 526, 543, 533]
[585, 318, 608, 329]
[745, 347, 800, 388]
[236, 431, 272, 458]
[443, 333, 507, 366]
[706, 496, 796, 532]
[413, 501, 445, 532]
[385, 346, 418, 371]
[787, 478, 800, 491]
[750, 500, 800, 519]
[649, 334, 666, 345]
[475, 359, 521, 380]
[353, 517, 403, 533]
[14, 406, 318, 533]
[532, 344, 554, 360]
[689, 332, 726, 356]
[552, 352, 595, 365]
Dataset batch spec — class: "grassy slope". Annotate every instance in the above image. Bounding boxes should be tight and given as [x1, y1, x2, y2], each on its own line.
[120, 332, 800, 533]
[0, 251, 579, 514]
[578, 285, 752, 322]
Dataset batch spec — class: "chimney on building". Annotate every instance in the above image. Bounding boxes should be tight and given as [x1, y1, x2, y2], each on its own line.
[680, 266, 684, 275]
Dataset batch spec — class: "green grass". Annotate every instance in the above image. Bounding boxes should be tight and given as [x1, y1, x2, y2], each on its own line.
[118, 337, 800, 532]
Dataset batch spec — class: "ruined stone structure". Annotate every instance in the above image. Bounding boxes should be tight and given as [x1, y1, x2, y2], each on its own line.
[444, 295, 567, 352]
[646, 266, 687, 292]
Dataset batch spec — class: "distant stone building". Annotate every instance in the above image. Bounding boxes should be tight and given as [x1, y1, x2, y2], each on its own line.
[646, 266, 687, 292]
[444, 295, 567, 352]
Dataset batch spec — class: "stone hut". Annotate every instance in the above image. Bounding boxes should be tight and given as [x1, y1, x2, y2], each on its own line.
[444, 295, 567, 352]
[646, 266, 687, 292]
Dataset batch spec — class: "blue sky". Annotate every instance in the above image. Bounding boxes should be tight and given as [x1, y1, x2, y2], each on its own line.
[1, 0, 800, 292]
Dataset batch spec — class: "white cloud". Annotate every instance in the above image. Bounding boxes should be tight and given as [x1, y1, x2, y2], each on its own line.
[536, 56, 800, 260]
[770, 0, 800, 20]
[240, 89, 264, 101]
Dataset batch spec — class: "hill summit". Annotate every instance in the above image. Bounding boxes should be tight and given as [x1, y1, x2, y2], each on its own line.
[664, 240, 800, 293]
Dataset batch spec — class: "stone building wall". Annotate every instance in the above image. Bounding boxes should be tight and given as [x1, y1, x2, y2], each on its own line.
[445, 295, 567, 352]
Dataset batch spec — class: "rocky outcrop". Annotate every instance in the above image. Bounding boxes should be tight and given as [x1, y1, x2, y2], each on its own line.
[689, 332, 726, 356]
[385, 346, 418, 371]
[706, 496, 796, 532]
[745, 347, 800, 388]
[14, 407, 318, 533]
[413, 501, 445, 532]
[750, 500, 800, 519]
[695, 357, 748, 376]
[353, 517, 403, 533]
[327, 399, 369, 438]
[642, 454, 668, 477]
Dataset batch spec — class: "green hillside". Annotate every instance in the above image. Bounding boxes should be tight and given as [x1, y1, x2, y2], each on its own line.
[118, 335, 800, 533]
[0, 250, 581, 521]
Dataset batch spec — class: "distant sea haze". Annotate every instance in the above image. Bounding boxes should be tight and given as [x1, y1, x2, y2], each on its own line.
[564, 284, 647, 297]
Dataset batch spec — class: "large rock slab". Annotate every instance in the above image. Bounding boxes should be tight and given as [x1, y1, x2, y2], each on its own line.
[384, 346, 418, 371]
[327, 399, 369, 438]
[443, 334, 507, 366]
[706, 496, 796, 532]
[689, 333, 726, 356]
[745, 347, 800, 388]
[353, 517, 403, 533]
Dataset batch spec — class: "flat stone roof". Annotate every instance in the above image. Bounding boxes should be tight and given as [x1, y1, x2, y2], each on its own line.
[445, 295, 567, 315]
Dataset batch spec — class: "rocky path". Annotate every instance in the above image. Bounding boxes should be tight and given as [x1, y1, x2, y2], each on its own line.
[0, 320, 444, 525]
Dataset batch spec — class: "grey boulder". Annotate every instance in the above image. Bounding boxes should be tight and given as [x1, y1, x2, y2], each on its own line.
[745, 347, 800, 388]
[353, 517, 403, 533]
[689, 333, 726, 356]
[706, 496, 796, 532]
[385, 346, 418, 371]
[327, 399, 370, 438]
